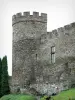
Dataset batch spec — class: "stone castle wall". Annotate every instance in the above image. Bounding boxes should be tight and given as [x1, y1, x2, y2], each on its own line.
[12, 11, 75, 95]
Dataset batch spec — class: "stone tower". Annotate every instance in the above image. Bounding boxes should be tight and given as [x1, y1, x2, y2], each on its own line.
[12, 12, 47, 92]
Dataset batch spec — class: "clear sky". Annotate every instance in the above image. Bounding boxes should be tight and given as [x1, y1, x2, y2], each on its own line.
[0, 0, 75, 76]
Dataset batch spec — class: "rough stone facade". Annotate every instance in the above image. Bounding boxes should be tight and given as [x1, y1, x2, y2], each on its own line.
[12, 11, 75, 95]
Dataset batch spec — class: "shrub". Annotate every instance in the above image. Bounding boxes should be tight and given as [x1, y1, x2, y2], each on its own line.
[40, 95, 52, 100]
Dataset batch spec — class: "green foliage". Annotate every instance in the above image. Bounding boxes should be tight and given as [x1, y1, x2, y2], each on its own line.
[0, 58, 2, 97]
[51, 88, 75, 100]
[40, 95, 49, 100]
[1, 56, 10, 96]
[0, 94, 37, 100]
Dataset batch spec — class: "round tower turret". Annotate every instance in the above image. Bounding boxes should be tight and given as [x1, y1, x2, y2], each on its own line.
[12, 11, 47, 92]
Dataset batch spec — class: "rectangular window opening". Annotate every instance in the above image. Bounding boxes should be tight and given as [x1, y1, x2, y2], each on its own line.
[51, 46, 55, 63]
[36, 54, 37, 60]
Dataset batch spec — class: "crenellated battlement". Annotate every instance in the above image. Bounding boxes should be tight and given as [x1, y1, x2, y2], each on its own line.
[46, 22, 75, 39]
[12, 11, 47, 25]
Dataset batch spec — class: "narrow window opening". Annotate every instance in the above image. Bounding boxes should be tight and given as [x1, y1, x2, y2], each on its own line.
[36, 54, 37, 60]
[51, 46, 55, 63]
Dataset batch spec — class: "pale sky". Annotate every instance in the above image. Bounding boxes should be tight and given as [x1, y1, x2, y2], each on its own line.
[0, 0, 75, 76]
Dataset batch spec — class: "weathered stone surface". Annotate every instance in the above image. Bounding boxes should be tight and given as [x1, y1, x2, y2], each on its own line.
[12, 11, 75, 95]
